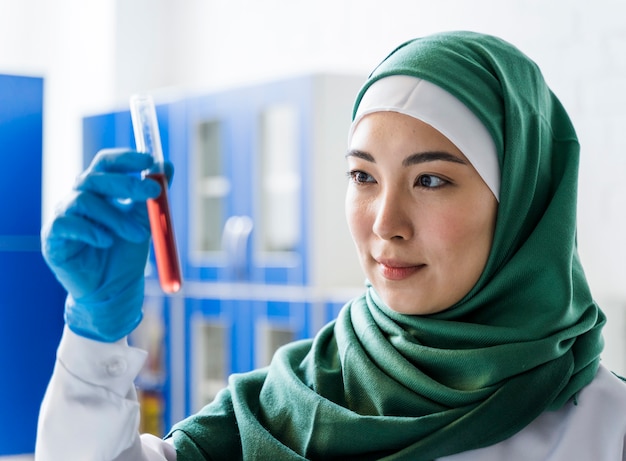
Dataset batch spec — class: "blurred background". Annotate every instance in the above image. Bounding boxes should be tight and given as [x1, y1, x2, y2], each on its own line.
[1, 0, 625, 458]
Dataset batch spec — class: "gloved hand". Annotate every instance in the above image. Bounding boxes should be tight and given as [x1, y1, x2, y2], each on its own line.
[41, 149, 173, 342]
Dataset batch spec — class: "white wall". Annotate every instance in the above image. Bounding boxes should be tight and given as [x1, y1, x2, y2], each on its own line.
[1, 0, 625, 371]
[0, 0, 116, 219]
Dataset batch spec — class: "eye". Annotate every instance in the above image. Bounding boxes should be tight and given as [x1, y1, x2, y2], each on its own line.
[416, 174, 448, 189]
[347, 170, 376, 185]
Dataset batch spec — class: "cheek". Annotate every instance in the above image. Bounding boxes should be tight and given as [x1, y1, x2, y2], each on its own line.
[345, 192, 361, 240]
[428, 207, 494, 269]
[345, 193, 373, 249]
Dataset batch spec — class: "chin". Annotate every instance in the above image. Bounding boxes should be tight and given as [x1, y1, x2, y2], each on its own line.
[377, 289, 451, 316]
[380, 295, 432, 316]
[389, 305, 438, 316]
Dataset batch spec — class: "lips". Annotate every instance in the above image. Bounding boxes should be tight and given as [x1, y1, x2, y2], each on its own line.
[377, 259, 424, 281]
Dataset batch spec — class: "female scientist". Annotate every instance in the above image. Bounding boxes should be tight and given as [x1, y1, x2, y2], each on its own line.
[35, 31, 626, 460]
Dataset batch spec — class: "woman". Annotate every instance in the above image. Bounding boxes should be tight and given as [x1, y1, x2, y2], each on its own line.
[36, 31, 626, 460]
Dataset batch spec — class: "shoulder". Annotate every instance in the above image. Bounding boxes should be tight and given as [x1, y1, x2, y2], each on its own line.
[580, 365, 626, 405]
[573, 364, 626, 433]
[535, 365, 626, 459]
[441, 365, 626, 461]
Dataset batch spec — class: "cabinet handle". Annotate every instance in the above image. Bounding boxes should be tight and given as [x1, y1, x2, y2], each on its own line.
[221, 215, 254, 280]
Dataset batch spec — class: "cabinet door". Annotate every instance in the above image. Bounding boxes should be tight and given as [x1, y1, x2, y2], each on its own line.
[130, 294, 167, 435]
[0, 74, 66, 456]
[250, 299, 311, 368]
[187, 297, 237, 413]
[185, 93, 240, 281]
[186, 76, 313, 286]
[186, 294, 313, 414]
[247, 77, 312, 285]
[0, 74, 44, 235]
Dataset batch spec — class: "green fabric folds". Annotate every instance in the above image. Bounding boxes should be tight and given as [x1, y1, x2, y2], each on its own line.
[170, 31, 605, 460]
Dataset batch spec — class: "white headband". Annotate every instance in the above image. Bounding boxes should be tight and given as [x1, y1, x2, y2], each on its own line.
[350, 75, 500, 201]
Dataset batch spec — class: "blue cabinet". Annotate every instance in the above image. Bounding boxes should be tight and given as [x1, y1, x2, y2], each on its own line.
[182, 78, 313, 285]
[0, 74, 66, 456]
[183, 287, 317, 413]
[82, 74, 366, 432]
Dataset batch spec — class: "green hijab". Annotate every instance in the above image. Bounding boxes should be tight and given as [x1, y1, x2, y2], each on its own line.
[170, 31, 605, 460]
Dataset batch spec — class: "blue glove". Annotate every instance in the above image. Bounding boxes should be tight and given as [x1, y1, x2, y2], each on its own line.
[41, 149, 172, 342]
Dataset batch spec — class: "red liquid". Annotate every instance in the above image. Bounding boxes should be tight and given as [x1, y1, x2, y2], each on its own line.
[146, 172, 182, 293]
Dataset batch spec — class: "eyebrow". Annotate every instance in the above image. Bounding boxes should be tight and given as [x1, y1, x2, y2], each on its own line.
[345, 149, 468, 167]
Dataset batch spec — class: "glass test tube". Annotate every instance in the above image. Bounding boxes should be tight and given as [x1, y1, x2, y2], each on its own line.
[130, 94, 182, 294]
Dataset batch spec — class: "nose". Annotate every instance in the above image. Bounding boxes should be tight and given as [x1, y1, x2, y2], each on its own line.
[372, 187, 414, 241]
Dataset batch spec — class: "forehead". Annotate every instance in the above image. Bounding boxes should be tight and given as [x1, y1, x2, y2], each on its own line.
[348, 112, 475, 170]
[350, 111, 463, 153]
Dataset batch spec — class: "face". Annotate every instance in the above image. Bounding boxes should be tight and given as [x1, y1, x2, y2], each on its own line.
[346, 111, 498, 315]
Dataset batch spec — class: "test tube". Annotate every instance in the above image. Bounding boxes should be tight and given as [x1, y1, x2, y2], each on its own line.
[130, 94, 182, 294]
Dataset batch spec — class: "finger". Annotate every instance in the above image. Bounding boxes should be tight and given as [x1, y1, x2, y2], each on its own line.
[139, 160, 175, 187]
[163, 160, 175, 186]
[87, 149, 155, 174]
[62, 191, 152, 243]
[44, 214, 114, 250]
[75, 171, 161, 201]
[42, 215, 113, 268]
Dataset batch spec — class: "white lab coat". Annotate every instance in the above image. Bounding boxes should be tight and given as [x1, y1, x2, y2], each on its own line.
[35, 327, 626, 461]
